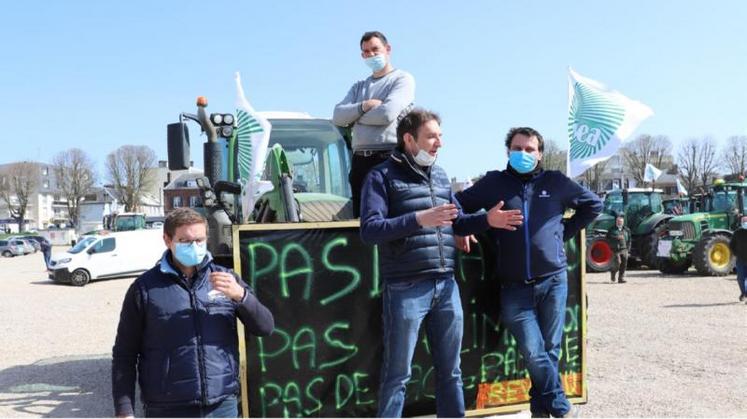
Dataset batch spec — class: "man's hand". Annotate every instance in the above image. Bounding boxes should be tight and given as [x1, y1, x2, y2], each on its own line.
[362, 99, 382, 112]
[455, 235, 478, 253]
[416, 204, 458, 228]
[487, 201, 524, 231]
[209, 272, 245, 302]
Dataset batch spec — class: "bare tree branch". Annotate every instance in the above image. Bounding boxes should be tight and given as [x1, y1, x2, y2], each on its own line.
[53, 148, 97, 228]
[721, 135, 747, 177]
[582, 160, 607, 192]
[542, 138, 568, 173]
[106, 145, 157, 212]
[0, 162, 39, 231]
[621, 134, 673, 184]
[677, 139, 701, 194]
[697, 137, 718, 187]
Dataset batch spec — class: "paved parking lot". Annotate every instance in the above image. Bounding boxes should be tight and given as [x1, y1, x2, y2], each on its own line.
[0, 250, 744, 417]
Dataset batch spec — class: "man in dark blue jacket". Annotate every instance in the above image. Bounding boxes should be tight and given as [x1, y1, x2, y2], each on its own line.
[360, 109, 524, 417]
[112, 208, 274, 418]
[456, 127, 602, 418]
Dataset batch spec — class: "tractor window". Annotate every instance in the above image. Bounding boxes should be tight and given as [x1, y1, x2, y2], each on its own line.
[603, 193, 623, 215]
[286, 147, 322, 193]
[712, 191, 736, 212]
[326, 141, 350, 197]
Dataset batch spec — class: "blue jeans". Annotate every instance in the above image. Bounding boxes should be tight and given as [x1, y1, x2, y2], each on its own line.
[378, 276, 465, 418]
[736, 262, 747, 296]
[500, 271, 571, 417]
[145, 395, 238, 418]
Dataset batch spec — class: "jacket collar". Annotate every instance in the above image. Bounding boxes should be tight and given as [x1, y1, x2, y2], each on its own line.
[391, 149, 432, 181]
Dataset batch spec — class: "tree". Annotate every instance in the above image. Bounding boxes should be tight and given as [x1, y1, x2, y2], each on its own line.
[581, 160, 607, 193]
[0, 162, 39, 232]
[721, 135, 747, 177]
[52, 148, 96, 228]
[542, 138, 568, 173]
[677, 139, 701, 195]
[696, 137, 719, 188]
[106, 145, 157, 212]
[621, 134, 673, 184]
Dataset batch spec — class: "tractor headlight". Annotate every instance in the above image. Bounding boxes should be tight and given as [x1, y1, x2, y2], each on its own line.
[221, 126, 233, 137]
[210, 113, 223, 125]
[222, 114, 234, 125]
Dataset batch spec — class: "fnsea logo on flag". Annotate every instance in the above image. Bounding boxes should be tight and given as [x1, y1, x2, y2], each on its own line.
[567, 68, 654, 178]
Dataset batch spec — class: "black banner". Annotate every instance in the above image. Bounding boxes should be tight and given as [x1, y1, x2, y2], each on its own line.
[236, 222, 584, 417]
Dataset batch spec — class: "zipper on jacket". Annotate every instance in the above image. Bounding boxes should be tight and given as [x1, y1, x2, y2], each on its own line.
[523, 183, 532, 280]
[429, 178, 446, 270]
[190, 289, 209, 405]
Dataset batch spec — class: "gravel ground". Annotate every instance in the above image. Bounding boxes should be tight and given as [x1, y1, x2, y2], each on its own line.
[0, 250, 745, 417]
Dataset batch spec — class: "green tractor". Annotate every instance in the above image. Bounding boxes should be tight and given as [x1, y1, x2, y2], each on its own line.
[586, 188, 672, 272]
[657, 180, 747, 275]
[166, 99, 353, 267]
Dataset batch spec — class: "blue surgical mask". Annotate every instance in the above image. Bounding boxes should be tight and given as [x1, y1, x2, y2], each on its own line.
[509, 151, 538, 174]
[174, 242, 207, 267]
[364, 54, 387, 72]
[742, 222, 747, 229]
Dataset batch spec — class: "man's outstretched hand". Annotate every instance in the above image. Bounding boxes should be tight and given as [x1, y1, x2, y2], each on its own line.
[487, 201, 523, 230]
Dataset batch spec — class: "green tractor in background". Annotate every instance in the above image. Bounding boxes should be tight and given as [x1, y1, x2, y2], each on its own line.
[657, 180, 747, 275]
[586, 188, 672, 272]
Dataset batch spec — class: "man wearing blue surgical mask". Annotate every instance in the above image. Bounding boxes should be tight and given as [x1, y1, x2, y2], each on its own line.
[455, 127, 602, 418]
[112, 208, 274, 418]
[333, 30, 415, 218]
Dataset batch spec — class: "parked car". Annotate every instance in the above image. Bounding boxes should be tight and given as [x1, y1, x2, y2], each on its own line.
[21, 235, 49, 251]
[0, 240, 25, 257]
[8, 239, 33, 255]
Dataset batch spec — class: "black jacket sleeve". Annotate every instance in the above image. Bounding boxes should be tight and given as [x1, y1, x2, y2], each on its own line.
[111, 282, 144, 417]
[234, 273, 275, 336]
[561, 176, 603, 241]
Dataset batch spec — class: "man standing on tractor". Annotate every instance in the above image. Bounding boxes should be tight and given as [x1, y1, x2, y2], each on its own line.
[607, 213, 631, 283]
[333, 30, 415, 217]
[728, 215, 747, 303]
[360, 109, 524, 417]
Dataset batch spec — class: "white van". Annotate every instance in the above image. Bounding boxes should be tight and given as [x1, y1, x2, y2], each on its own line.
[48, 229, 166, 286]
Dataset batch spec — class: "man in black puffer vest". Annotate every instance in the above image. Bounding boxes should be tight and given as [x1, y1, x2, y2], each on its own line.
[360, 109, 524, 417]
[112, 208, 274, 417]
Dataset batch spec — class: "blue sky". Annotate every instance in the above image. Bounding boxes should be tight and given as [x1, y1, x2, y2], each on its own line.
[2, 1, 746, 181]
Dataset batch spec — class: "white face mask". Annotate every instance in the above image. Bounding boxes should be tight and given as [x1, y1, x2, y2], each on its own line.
[412, 146, 436, 167]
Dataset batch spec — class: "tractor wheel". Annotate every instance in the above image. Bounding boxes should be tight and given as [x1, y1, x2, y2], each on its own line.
[586, 237, 613, 272]
[657, 257, 691, 274]
[693, 234, 734, 276]
[70, 268, 91, 286]
[639, 224, 665, 269]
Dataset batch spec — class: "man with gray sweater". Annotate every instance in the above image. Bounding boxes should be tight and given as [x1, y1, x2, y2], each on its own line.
[333, 30, 415, 217]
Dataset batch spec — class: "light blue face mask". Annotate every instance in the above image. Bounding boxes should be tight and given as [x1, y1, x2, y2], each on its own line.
[509, 151, 538, 174]
[174, 242, 207, 267]
[742, 222, 747, 229]
[364, 54, 387, 72]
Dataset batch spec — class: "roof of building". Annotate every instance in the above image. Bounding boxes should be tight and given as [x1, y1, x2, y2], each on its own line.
[164, 173, 204, 190]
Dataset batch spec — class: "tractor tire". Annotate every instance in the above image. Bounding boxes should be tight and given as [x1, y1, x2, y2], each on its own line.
[657, 257, 691, 274]
[586, 237, 613, 272]
[693, 234, 735, 276]
[70, 268, 91, 287]
[638, 224, 665, 269]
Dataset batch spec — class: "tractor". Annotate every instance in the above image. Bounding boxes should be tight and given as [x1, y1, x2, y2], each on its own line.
[657, 180, 747, 275]
[586, 188, 672, 272]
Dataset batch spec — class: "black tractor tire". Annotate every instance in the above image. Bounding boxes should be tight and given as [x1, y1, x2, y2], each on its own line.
[586, 237, 613, 272]
[2, 250, 12, 257]
[657, 257, 691, 274]
[70, 268, 91, 286]
[692, 234, 735, 276]
[638, 224, 665, 269]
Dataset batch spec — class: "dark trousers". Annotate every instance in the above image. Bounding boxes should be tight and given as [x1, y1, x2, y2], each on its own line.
[145, 396, 238, 418]
[610, 250, 628, 282]
[349, 152, 392, 218]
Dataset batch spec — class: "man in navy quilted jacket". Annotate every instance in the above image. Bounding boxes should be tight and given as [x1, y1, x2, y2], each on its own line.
[456, 127, 602, 418]
[112, 208, 274, 417]
[360, 109, 524, 417]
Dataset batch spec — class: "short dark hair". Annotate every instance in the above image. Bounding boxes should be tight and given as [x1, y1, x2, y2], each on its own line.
[505, 127, 545, 152]
[360, 31, 388, 49]
[164, 208, 207, 238]
[396, 109, 441, 151]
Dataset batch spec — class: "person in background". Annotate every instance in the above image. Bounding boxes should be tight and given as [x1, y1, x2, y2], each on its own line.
[606, 213, 631, 283]
[333, 30, 415, 217]
[112, 208, 274, 418]
[40, 237, 52, 269]
[729, 215, 747, 303]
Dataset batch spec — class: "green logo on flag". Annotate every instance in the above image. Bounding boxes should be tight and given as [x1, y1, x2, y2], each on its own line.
[568, 82, 625, 160]
[236, 108, 265, 182]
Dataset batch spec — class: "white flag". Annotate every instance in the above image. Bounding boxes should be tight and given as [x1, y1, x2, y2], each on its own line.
[568, 68, 654, 178]
[235, 72, 272, 221]
[676, 177, 688, 195]
[643, 163, 663, 182]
